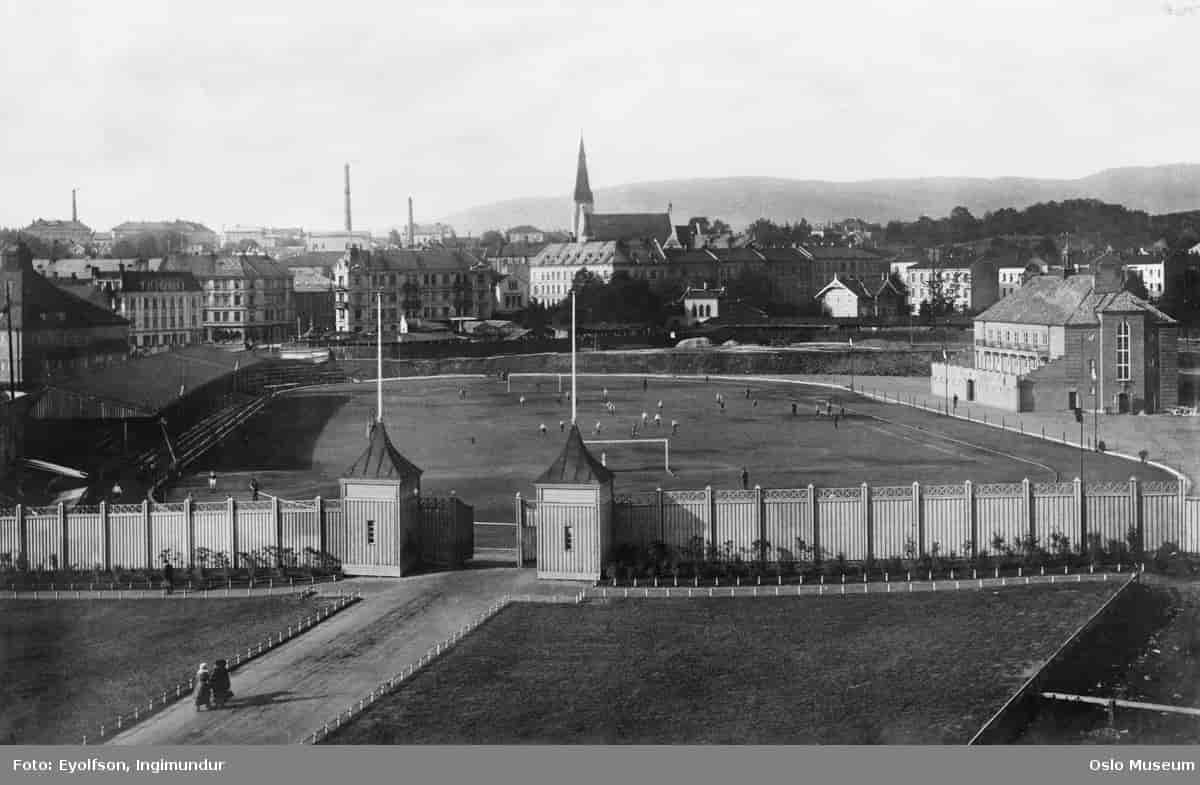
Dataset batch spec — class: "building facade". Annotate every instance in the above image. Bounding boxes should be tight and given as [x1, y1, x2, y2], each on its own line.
[291, 266, 336, 334]
[931, 261, 1178, 414]
[307, 230, 374, 252]
[905, 258, 1000, 315]
[815, 275, 874, 319]
[113, 221, 218, 253]
[22, 219, 94, 247]
[97, 269, 204, 353]
[333, 247, 495, 333]
[161, 255, 295, 344]
[0, 243, 130, 390]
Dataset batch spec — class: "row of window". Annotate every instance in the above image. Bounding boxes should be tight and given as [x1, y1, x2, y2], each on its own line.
[117, 296, 200, 311]
[205, 279, 287, 290]
[132, 333, 194, 347]
[136, 315, 199, 329]
[202, 310, 284, 323]
[979, 351, 1043, 375]
[349, 273, 487, 288]
[987, 327, 1048, 347]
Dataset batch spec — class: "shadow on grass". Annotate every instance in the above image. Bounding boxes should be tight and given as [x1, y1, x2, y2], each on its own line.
[193, 395, 352, 472]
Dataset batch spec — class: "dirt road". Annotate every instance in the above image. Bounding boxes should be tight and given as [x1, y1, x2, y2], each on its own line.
[106, 568, 580, 745]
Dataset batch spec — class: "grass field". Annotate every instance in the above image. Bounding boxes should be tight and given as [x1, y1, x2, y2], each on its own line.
[0, 595, 339, 744]
[324, 583, 1116, 745]
[166, 376, 1170, 524]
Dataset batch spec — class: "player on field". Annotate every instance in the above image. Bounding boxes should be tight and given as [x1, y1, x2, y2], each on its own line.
[540, 423, 548, 436]
[653, 412, 662, 427]
[641, 411, 649, 425]
[657, 400, 663, 411]
[519, 395, 526, 406]
[559, 420, 565, 432]
[671, 419, 679, 435]
[594, 421, 603, 435]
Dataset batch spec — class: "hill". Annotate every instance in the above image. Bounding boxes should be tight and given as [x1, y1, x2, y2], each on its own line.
[440, 164, 1200, 235]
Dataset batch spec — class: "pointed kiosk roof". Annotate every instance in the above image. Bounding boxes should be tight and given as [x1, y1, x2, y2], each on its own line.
[344, 421, 423, 481]
[574, 138, 594, 204]
[537, 424, 613, 485]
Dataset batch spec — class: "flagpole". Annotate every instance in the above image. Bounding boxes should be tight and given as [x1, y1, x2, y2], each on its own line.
[571, 289, 577, 426]
[5, 281, 15, 401]
[376, 290, 383, 424]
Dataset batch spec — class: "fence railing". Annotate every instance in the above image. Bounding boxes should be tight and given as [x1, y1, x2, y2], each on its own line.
[595, 478, 1197, 565]
[2, 573, 341, 598]
[90, 591, 361, 746]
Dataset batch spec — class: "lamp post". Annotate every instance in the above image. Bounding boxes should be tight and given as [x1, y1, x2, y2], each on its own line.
[848, 337, 854, 392]
[1091, 366, 1099, 451]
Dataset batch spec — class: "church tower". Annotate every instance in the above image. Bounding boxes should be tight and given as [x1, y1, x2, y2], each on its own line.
[572, 137, 594, 242]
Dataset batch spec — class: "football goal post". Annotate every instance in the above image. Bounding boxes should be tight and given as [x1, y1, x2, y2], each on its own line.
[583, 438, 672, 475]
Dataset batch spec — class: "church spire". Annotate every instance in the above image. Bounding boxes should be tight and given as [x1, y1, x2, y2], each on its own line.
[573, 137, 593, 204]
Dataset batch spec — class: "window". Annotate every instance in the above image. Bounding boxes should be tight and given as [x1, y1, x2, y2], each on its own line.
[564, 525, 573, 552]
[366, 520, 375, 545]
[1116, 320, 1130, 381]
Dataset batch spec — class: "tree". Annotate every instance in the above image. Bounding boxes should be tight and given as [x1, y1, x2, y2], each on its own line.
[726, 269, 774, 311]
[388, 229, 404, 247]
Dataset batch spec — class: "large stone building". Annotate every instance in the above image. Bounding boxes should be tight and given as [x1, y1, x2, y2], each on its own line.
[931, 257, 1178, 414]
[22, 219, 94, 248]
[98, 269, 205, 353]
[333, 246, 495, 333]
[0, 243, 130, 390]
[161, 255, 294, 344]
[905, 256, 1000, 315]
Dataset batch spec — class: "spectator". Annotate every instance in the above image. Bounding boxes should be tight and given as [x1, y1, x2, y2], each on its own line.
[162, 559, 175, 594]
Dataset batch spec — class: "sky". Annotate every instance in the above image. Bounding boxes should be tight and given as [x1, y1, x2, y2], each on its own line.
[2, 0, 1197, 234]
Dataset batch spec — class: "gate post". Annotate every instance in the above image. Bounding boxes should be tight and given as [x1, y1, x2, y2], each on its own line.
[59, 502, 68, 572]
[144, 499, 153, 570]
[1075, 477, 1086, 550]
[965, 480, 977, 559]
[808, 484, 818, 565]
[1024, 478, 1035, 544]
[316, 496, 326, 562]
[100, 501, 111, 571]
[657, 487, 665, 544]
[1130, 477, 1143, 556]
[913, 481, 924, 558]
[756, 485, 765, 564]
[185, 496, 195, 568]
[273, 494, 283, 567]
[706, 486, 717, 555]
[862, 483, 872, 563]
[228, 496, 239, 570]
[514, 493, 524, 568]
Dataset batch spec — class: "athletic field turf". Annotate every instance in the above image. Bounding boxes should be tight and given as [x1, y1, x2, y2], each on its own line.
[323, 582, 1117, 744]
[168, 376, 1171, 523]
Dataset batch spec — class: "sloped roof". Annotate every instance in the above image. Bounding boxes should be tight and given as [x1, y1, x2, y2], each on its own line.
[161, 254, 290, 279]
[804, 246, 887, 261]
[344, 248, 487, 272]
[42, 346, 264, 416]
[19, 269, 129, 329]
[816, 275, 873, 301]
[343, 420, 423, 480]
[536, 425, 612, 485]
[976, 273, 1176, 326]
[585, 213, 673, 244]
[574, 139, 593, 204]
[507, 225, 543, 234]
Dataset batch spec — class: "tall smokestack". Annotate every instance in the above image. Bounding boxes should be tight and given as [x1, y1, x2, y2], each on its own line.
[344, 163, 352, 232]
[72, 189, 77, 223]
[408, 197, 415, 249]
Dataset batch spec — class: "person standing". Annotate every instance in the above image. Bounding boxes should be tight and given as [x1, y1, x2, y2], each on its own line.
[653, 412, 662, 427]
[249, 477, 260, 502]
[642, 377, 648, 392]
[559, 420, 565, 432]
[791, 402, 798, 416]
[539, 423, 548, 436]
[194, 663, 212, 711]
[208, 470, 217, 493]
[671, 420, 679, 435]
[740, 467, 749, 490]
[209, 659, 232, 708]
[162, 559, 175, 595]
[656, 399, 663, 411]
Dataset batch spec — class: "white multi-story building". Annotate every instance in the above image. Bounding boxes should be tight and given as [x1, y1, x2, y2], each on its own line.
[1123, 258, 1166, 299]
[905, 258, 1000, 315]
[307, 231, 373, 252]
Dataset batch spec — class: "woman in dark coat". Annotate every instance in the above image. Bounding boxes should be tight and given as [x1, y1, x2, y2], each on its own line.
[210, 659, 233, 707]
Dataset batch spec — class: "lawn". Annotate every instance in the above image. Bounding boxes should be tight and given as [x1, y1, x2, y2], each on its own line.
[164, 376, 1170, 524]
[324, 582, 1117, 745]
[0, 595, 340, 744]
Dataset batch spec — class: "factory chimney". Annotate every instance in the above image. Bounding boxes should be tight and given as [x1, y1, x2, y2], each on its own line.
[344, 164, 352, 232]
[408, 196, 415, 249]
[72, 189, 77, 223]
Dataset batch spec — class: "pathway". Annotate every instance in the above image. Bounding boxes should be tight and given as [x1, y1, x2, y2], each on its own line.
[105, 568, 579, 745]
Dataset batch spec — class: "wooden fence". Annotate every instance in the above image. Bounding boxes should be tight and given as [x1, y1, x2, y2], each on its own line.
[0, 495, 471, 572]
[609, 479, 1199, 562]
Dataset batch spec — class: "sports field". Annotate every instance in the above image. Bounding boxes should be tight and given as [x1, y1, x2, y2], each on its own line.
[168, 375, 1171, 523]
[323, 583, 1117, 744]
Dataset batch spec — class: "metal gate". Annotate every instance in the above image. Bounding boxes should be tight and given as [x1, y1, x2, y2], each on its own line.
[474, 521, 522, 566]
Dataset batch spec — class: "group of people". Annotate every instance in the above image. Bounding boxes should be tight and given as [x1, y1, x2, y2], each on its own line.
[194, 660, 234, 711]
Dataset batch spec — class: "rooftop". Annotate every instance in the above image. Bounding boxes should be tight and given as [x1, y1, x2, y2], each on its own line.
[536, 425, 612, 486]
[343, 420, 422, 480]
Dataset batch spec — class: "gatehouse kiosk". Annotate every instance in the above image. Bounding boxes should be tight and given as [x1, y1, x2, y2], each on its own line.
[338, 420, 423, 577]
[534, 424, 614, 581]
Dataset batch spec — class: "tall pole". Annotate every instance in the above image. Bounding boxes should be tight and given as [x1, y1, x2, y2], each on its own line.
[376, 290, 382, 424]
[571, 289, 577, 425]
[6, 280, 15, 401]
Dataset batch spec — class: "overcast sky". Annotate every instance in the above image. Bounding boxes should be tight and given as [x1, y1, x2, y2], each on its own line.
[2, 0, 1196, 234]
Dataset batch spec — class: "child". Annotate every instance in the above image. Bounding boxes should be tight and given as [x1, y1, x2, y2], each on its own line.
[194, 663, 212, 710]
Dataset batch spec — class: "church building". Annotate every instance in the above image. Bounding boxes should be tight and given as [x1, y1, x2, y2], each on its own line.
[529, 139, 674, 305]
